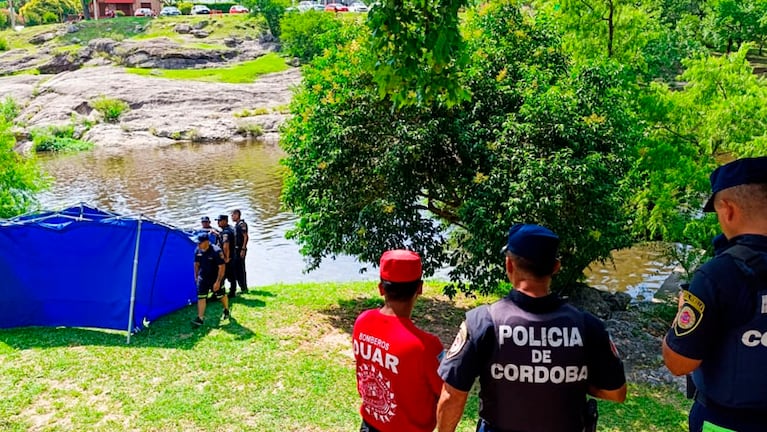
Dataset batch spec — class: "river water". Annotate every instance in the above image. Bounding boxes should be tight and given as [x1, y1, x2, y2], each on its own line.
[36, 141, 676, 295]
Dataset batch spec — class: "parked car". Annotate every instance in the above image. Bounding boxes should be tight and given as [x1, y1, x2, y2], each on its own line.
[348, 1, 368, 12]
[325, 3, 349, 12]
[311, 3, 326, 10]
[159, 6, 181, 16]
[297, 1, 316, 11]
[229, 4, 249, 13]
[134, 7, 155, 17]
[191, 5, 211, 14]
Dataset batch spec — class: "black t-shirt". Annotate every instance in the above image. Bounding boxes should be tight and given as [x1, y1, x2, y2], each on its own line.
[218, 225, 236, 259]
[234, 220, 248, 249]
[439, 290, 626, 393]
[194, 244, 224, 282]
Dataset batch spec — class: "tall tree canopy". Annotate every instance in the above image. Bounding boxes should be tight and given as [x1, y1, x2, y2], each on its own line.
[281, 1, 642, 294]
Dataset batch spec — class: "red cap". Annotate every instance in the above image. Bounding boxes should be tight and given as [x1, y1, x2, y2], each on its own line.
[380, 250, 422, 283]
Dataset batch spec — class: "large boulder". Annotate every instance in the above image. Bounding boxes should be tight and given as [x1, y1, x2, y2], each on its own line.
[38, 54, 82, 74]
[29, 32, 56, 45]
[174, 24, 192, 34]
[88, 38, 118, 55]
[116, 38, 236, 69]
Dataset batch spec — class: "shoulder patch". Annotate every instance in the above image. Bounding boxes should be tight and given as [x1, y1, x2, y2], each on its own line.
[446, 321, 468, 359]
[674, 291, 705, 337]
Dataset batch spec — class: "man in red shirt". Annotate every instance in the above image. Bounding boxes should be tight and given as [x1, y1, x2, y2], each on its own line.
[353, 250, 445, 432]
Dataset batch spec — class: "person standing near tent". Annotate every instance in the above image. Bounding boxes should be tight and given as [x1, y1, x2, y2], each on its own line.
[192, 233, 230, 326]
[216, 214, 238, 298]
[352, 249, 444, 432]
[231, 209, 249, 296]
[199, 216, 220, 245]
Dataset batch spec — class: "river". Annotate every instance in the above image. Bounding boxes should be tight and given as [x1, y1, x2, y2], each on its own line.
[36, 141, 677, 295]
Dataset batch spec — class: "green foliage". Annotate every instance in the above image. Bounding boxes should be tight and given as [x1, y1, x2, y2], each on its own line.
[236, 122, 264, 137]
[114, 10, 125, 17]
[280, 10, 345, 62]
[0, 118, 46, 218]
[702, 0, 767, 53]
[126, 53, 288, 83]
[19, 0, 80, 25]
[0, 9, 9, 30]
[205, 2, 239, 12]
[89, 96, 129, 123]
[244, 0, 287, 37]
[0, 96, 18, 122]
[0, 36, 7, 51]
[177, 1, 193, 15]
[367, 0, 469, 108]
[281, 0, 641, 295]
[30, 125, 92, 152]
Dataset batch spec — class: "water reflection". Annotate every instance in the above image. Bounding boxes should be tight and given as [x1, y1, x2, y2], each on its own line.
[36, 141, 375, 286]
[584, 245, 678, 300]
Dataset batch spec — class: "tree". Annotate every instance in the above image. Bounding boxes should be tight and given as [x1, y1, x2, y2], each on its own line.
[281, 0, 642, 295]
[19, 0, 79, 25]
[0, 98, 46, 218]
[244, 0, 287, 38]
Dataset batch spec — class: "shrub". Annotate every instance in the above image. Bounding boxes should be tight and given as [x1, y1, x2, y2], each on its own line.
[30, 125, 93, 152]
[0, 9, 9, 30]
[114, 10, 125, 17]
[0, 97, 18, 122]
[41, 11, 57, 23]
[0, 37, 8, 52]
[89, 96, 129, 122]
[177, 1, 193, 15]
[237, 122, 263, 137]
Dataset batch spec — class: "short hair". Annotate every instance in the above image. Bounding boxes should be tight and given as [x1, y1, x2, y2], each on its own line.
[718, 184, 767, 216]
[381, 280, 420, 301]
[506, 251, 556, 278]
[231, 209, 241, 216]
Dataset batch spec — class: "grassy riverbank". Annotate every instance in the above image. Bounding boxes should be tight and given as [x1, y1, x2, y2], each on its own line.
[0, 281, 688, 431]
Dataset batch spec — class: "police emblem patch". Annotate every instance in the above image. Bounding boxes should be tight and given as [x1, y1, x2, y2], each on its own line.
[674, 291, 704, 337]
[446, 321, 468, 359]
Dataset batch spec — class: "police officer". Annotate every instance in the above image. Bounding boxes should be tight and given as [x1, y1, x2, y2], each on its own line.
[437, 224, 627, 432]
[197, 216, 221, 245]
[231, 209, 249, 295]
[215, 214, 237, 298]
[663, 156, 767, 432]
[192, 233, 230, 327]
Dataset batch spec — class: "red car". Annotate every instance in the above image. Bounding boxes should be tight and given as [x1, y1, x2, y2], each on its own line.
[229, 4, 249, 13]
[325, 3, 349, 11]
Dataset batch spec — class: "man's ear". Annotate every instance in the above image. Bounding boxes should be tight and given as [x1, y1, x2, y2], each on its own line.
[417, 281, 423, 296]
[552, 259, 561, 275]
[378, 282, 385, 296]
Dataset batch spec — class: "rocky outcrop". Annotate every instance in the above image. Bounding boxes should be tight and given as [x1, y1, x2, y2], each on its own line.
[116, 38, 238, 69]
[0, 65, 301, 148]
[37, 53, 83, 74]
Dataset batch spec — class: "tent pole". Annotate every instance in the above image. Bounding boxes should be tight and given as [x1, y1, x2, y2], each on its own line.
[127, 217, 142, 344]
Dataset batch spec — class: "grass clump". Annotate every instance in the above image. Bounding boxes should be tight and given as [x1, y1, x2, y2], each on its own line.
[237, 122, 264, 137]
[126, 53, 288, 83]
[30, 124, 93, 153]
[0, 281, 690, 431]
[0, 37, 8, 51]
[89, 96, 129, 123]
[234, 107, 270, 117]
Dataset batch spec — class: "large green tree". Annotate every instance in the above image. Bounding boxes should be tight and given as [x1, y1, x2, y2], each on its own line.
[281, 1, 641, 294]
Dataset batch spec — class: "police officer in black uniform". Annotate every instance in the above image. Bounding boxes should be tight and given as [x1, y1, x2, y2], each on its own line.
[192, 233, 230, 327]
[231, 209, 249, 295]
[437, 224, 627, 432]
[663, 156, 767, 432]
[216, 214, 238, 298]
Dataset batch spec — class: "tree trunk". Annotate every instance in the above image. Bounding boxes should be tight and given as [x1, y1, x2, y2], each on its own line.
[607, 0, 614, 57]
[81, 0, 91, 19]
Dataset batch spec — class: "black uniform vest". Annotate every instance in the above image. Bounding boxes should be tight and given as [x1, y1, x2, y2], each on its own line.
[219, 226, 236, 259]
[693, 245, 767, 410]
[479, 298, 589, 432]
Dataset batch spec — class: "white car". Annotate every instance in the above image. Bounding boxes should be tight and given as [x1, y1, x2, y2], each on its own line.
[297, 1, 316, 11]
[349, 1, 368, 12]
[191, 5, 211, 14]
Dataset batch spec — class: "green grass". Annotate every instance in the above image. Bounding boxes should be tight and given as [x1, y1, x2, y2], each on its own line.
[0, 281, 690, 431]
[126, 52, 288, 83]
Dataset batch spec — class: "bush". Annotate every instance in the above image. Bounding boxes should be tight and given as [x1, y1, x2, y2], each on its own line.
[177, 1, 192, 15]
[0, 97, 18, 122]
[280, 11, 345, 62]
[114, 10, 125, 17]
[0, 9, 10, 30]
[89, 96, 129, 122]
[0, 37, 8, 52]
[30, 125, 92, 153]
[0, 120, 46, 217]
[205, 2, 238, 12]
[41, 11, 58, 23]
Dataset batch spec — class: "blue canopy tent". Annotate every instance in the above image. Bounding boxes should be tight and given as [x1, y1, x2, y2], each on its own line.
[0, 204, 197, 342]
